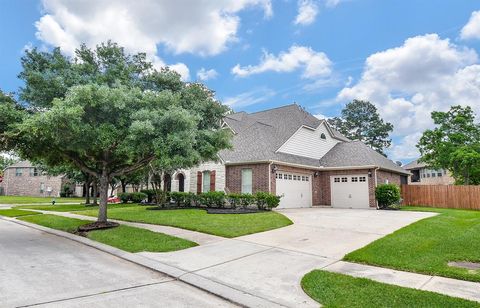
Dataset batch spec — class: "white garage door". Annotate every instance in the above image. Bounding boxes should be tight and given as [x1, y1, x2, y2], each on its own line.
[276, 172, 312, 208]
[330, 175, 369, 208]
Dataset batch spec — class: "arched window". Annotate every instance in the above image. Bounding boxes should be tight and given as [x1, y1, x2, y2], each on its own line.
[320, 133, 327, 140]
[175, 173, 185, 192]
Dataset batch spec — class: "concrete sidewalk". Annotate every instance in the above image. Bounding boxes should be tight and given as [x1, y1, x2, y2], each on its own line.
[323, 261, 480, 303]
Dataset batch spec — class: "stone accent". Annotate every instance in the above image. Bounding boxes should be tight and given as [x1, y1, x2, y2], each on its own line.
[225, 163, 270, 194]
[188, 161, 226, 193]
[1, 167, 67, 197]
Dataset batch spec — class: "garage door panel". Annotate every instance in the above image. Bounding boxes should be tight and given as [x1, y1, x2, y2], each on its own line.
[330, 175, 369, 208]
[276, 172, 312, 208]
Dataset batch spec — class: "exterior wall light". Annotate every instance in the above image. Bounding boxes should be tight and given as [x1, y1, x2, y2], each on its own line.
[271, 165, 278, 173]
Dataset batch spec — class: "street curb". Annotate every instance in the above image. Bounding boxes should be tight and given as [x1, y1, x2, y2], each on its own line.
[1, 216, 286, 308]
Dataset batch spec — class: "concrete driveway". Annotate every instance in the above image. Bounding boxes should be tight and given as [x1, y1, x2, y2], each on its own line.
[141, 208, 435, 307]
[0, 219, 236, 307]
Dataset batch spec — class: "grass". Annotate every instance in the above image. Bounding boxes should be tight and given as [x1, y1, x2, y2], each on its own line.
[18, 214, 197, 252]
[344, 206, 480, 282]
[15, 203, 139, 212]
[0, 196, 85, 204]
[0, 209, 42, 217]
[301, 270, 480, 308]
[76, 207, 293, 238]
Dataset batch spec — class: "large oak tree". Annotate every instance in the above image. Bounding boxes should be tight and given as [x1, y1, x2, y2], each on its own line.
[3, 43, 231, 223]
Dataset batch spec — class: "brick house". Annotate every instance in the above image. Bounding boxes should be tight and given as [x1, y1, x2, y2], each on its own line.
[0, 161, 72, 197]
[166, 104, 408, 209]
[403, 159, 455, 185]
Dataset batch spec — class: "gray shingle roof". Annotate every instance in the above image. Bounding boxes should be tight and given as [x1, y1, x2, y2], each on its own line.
[220, 104, 407, 174]
[318, 141, 409, 174]
[403, 159, 427, 170]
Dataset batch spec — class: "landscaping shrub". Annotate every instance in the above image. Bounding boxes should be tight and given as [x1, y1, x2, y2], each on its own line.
[184, 192, 197, 206]
[375, 184, 401, 209]
[130, 192, 147, 203]
[198, 191, 226, 208]
[118, 192, 130, 203]
[239, 193, 255, 209]
[170, 192, 190, 206]
[254, 192, 281, 210]
[140, 189, 156, 203]
[227, 193, 241, 209]
[118, 192, 147, 203]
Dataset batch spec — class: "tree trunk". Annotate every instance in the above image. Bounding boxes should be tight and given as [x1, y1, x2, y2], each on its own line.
[121, 179, 127, 193]
[97, 169, 109, 223]
[92, 180, 98, 205]
[85, 178, 91, 205]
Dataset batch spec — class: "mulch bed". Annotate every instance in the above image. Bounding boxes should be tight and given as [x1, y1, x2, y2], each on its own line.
[146, 206, 200, 211]
[77, 221, 120, 233]
[205, 208, 265, 214]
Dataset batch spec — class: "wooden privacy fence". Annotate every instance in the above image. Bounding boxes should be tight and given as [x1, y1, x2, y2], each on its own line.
[401, 184, 480, 210]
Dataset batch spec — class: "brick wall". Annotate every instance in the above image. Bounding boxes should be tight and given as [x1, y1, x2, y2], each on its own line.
[317, 169, 376, 207]
[225, 163, 270, 194]
[376, 170, 402, 186]
[2, 167, 65, 197]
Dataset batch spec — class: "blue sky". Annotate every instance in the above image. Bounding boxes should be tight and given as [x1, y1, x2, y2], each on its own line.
[1, 0, 480, 162]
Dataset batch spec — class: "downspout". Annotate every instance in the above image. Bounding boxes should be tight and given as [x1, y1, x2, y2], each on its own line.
[374, 167, 380, 209]
[268, 162, 272, 193]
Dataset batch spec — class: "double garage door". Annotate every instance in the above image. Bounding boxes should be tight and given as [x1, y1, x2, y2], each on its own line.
[276, 172, 312, 208]
[330, 175, 369, 208]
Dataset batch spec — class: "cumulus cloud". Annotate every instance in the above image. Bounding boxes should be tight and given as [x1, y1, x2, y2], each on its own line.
[461, 10, 480, 40]
[294, 0, 319, 25]
[224, 88, 276, 109]
[232, 45, 332, 79]
[35, 0, 273, 80]
[325, 0, 342, 7]
[196, 68, 219, 81]
[337, 34, 480, 160]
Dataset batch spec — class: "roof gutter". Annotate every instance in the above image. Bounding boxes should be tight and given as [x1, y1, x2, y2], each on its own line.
[224, 160, 410, 175]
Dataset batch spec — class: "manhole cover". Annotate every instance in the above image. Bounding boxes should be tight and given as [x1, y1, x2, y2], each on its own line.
[448, 261, 480, 270]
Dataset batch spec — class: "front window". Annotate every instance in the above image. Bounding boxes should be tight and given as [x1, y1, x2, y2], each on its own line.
[15, 168, 22, 176]
[30, 168, 39, 177]
[40, 182, 45, 193]
[202, 171, 210, 192]
[241, 169, 252, 194]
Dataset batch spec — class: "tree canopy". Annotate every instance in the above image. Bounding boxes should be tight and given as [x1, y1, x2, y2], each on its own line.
[2, 42, 231, 223]
[328, 99, 393, 155]
[417, 105, 480, 185]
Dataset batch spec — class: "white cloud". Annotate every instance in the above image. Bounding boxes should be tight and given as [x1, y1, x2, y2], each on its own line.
[34, 0, 273, 80]
[325, 0, 342, 8]
[232, 45, 332, 79]
[196, 68, 219, 81]
[314, 113, 330, 120]
[294, 0, 319, 26]
[224, 88, 276, 109]
[337, 34, 480, 161]
[461, 10, 480, 40]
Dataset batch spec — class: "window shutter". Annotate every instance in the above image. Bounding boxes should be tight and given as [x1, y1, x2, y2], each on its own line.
[210, 170, 216, 192]
[197, 171, 202, 194]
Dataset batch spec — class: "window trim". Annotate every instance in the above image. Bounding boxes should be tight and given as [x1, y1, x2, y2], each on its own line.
[202, 170, 211, 193]
[241, 168, 253, 194]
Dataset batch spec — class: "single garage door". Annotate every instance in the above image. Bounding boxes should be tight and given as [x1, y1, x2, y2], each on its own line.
[330, 175, 369, 208]
[276, 172, 312, 208]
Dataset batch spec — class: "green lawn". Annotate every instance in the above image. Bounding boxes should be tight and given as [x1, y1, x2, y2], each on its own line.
[0, 196, 85, 204]
[301, 270, 479, 308]
[76, 207, 293, 238]
[0, 209, 43, 217]
[15, 203, 139, 212]
[344, 207, 480, 282]
[18, 214, 197, 252]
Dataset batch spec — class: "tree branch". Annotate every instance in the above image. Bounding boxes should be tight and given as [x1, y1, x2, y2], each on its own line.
[111, 155, 154, 177]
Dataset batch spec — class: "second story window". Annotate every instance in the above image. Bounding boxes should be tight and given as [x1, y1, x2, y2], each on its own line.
[30, 168, 39, 177]
[15, 168, 22, 177]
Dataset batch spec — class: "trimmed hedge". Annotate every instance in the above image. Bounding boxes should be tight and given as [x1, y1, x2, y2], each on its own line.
[165, 191, 280, 211]
[118, 192, 148, 203]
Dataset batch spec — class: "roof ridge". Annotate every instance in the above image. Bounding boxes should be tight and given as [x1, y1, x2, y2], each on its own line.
[248, 103, 298, 115]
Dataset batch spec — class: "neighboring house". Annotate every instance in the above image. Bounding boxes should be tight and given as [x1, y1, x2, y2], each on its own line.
[164, 104, 408, 209]
[0, 161, 75, 197]
[403, 159, 454, 185]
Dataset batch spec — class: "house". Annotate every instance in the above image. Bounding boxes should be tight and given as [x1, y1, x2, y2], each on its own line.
[403, 159, 454, 185]
[0, 161, 76, 197]
[165, 104, 408, 209]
